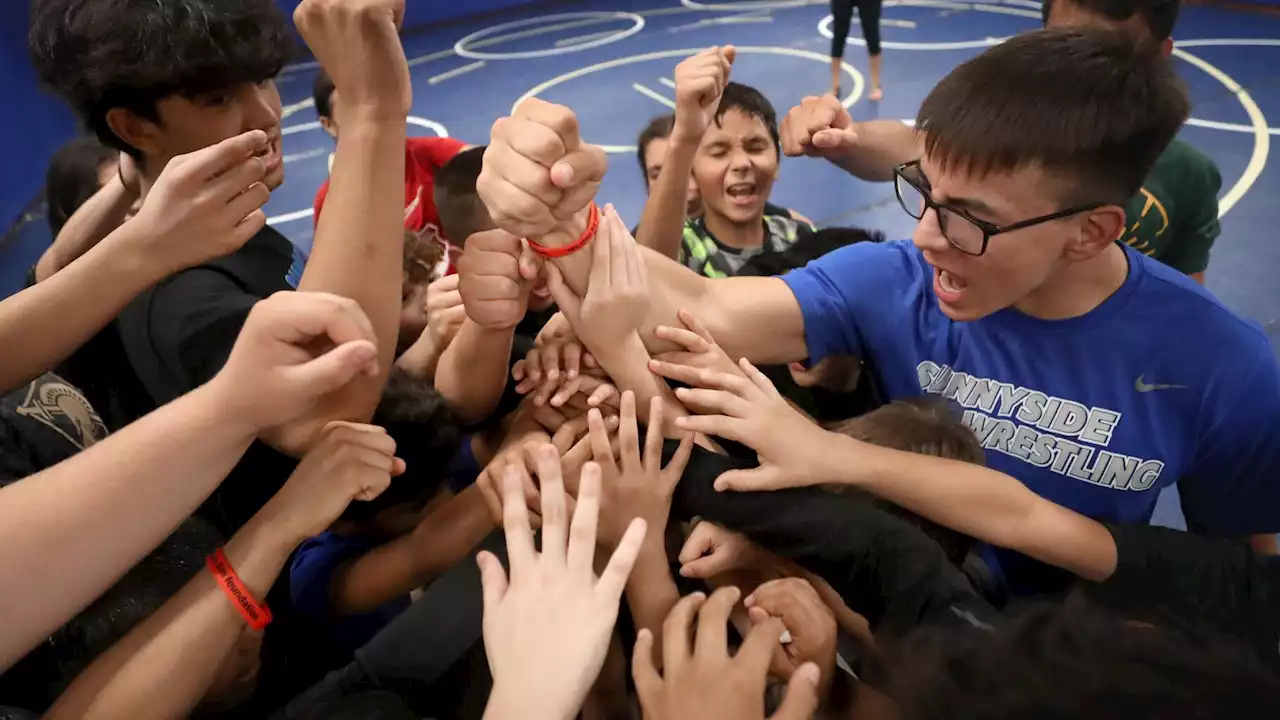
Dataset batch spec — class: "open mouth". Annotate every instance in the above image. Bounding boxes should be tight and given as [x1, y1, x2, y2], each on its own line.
[725, 182, 759, 206]
[934, 267, 969, 303]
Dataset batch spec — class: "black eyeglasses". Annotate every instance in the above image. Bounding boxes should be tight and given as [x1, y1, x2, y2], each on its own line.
[893, 160, 1103, 256]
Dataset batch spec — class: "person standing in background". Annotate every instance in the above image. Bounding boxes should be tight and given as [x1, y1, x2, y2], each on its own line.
[830, 0, 885, 100]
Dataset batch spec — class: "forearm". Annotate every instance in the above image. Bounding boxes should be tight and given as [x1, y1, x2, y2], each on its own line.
[36, 176, 137, 282]
[297, 121, 407, 421]
[395, 332, 446, 382]
[635, 135, 699, 260]
[330, 488, 493, 614]
[0, 224, 161, 394]
[591, 334, 685, 427]
[47, 509, 297, 719]
[842, 438, 1117, 581]
[435, 321, 515, 424]
[826, 120, 919, 182]
[0, 383, 257, 669]
[623, 538, 681, 666]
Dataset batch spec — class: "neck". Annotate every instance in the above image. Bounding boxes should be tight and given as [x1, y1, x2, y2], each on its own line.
[703, 210, 764, 250]
[137, 154, 169, 199]
[1013, 243, 1129, 320]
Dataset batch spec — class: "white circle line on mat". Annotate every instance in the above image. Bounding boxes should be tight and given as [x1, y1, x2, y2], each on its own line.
[454, 12, 645, 61]
[513, 46, 864, 154]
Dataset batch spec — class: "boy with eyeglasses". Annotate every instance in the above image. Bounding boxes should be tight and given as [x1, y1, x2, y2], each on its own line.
[465, 28, 1280, 597]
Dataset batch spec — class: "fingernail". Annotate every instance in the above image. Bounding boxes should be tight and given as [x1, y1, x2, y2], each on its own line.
[744, 593, 756, 607]
[797, 663, 820, 686]
[690, 591, 706, 601]
[679, 566, 691, 577]
[556, 162, 574, 184]
[713, 480, 725, 492]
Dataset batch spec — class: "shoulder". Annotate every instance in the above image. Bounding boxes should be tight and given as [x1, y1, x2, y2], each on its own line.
[1129, 251, 1273, 370]
[1156, 139, 1223, 189]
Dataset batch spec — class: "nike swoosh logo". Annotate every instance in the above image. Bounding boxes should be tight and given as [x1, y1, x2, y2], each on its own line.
[1135, 375, 1188, 393]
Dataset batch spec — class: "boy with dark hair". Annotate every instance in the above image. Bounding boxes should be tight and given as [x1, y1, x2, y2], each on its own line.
[785, 0, 1221, 281]
[634, 47, 814, 278]
[431, 145, 493, 248]
[43, 137, 121, 239]
[309, 68, 471, 270]
[29, 0, 413, 534]
[472, 28, 1280, 599]
[633, 113, 810, 235]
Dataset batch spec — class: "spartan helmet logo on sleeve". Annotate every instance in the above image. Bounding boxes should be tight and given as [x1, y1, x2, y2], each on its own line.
[15, 375, 108, 450]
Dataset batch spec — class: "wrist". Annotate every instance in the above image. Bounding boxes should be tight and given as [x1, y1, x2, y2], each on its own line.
[185, 382, 261, 448]
[669, 127, 703, 151]
[485, 684, 574, 720]
[533, 204, 592, 249]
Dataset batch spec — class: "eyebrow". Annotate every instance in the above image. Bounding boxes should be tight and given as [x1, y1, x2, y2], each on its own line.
[917, 168, 1000, 218]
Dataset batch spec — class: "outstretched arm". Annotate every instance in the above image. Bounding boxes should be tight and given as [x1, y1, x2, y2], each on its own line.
[277, 1, 414, 450]
[46, 422, 402, 720]
[0, 291, 379, 670]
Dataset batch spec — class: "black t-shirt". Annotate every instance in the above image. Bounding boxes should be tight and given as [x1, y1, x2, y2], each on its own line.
[667, 443, 997, 638]
[0, 373, 108, 487]
[113, 226, 298, 535]
[0, 374, 110, 712]
[1088, 523, 1280, 672]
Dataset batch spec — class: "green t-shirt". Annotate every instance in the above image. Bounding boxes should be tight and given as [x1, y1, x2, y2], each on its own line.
[680, 210, 815, 279]
[1120, 139, 1222, 275]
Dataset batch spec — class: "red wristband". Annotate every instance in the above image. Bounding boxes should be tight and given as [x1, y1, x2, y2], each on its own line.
[206, 548, 272, 631]
[526, 202, 600, 259]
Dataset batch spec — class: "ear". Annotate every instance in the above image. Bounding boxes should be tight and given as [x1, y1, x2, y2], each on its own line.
[104, 107, 163, 158]
[319, 116, 339, 139]
[1065, 205, 1127, 261]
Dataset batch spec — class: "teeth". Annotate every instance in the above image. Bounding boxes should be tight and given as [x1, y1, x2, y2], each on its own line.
[939, 270, 962, 294]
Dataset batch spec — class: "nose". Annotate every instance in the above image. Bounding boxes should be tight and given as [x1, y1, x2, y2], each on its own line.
[912, 206, 951, 254]
[242, 81, 282, 133]
[728, 147, 752, 173]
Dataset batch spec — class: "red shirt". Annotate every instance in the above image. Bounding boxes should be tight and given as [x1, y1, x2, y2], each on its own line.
[313, 136, 467, 270]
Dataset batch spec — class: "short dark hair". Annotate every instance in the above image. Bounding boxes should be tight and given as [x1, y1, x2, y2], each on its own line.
[45, 136, 117, 236]
[313, 69, 337, 121]
[1042, 0, 1180, 42]
[917, 28, 1189, 206]
[828, 398, 983, 565]
[737, 227, 883, 277]
[29, 0, 292, 158]
[636, 113, 676, 182]
[341, 370, 461, 522]
[433, 145, 491, 245]
[715, 82, 781, 158]
[50, 518, 223, 692]
[892, 600, 1280, 720]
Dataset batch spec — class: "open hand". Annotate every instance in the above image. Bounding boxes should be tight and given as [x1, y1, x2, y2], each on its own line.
[544, 203, 651, 355]
[479, 447, 647, 720]
[673, 358, 834, 492]
[588, 393, 694, 548]
[649, 309, 743, 385]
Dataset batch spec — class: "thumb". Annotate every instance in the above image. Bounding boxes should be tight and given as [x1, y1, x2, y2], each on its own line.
[285, 339, 378, 397]
[679, 552, 735, 579]
[713, 465, 782, 493]
[543, 263, 583, 320]
[811, 126, 858, 151]
[677, 527, 715, 565]
[517, 240, 543, 281]
[723, 44, 737, 65]
[771, 662, 821, 720]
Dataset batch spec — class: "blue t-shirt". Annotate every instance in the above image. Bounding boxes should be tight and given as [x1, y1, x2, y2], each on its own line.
[290, 531, 412, 652]
[783, 240, 1280, 593]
